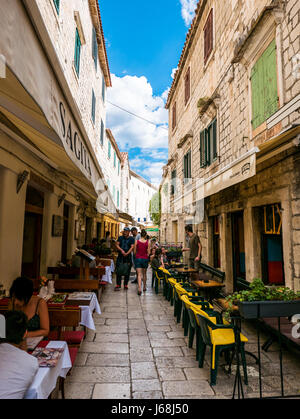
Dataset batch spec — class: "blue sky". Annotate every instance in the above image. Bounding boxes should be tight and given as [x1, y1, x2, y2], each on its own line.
[100, 0, 198, 185]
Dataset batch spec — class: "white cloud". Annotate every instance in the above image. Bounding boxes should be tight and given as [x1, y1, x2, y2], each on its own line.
[180, 0, 198, 26]
[107, 74, 169, 150]
[171, 67, 178, 79]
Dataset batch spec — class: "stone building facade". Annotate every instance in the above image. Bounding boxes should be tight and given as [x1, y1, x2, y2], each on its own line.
[161, 0, 300, 292]
[0, 0, 112, 292]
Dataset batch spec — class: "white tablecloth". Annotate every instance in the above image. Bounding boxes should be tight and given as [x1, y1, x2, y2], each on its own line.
[101, 266, 113, 284]
[25, 341, 71, 399]
[79, 293, 101, 331]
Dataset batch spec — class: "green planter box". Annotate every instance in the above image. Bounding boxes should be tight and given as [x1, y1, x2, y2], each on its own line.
[238, 300, 300, 319]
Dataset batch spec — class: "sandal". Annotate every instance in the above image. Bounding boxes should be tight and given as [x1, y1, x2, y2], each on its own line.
[138, 290, 142, 296]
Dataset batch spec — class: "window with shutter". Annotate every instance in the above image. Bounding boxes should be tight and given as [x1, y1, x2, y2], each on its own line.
[184, 68, 190, 105]
[74, 28, 81, 76]
[200, 119, 217, 168]
[184, 150, 191, 182]
[100, 119, 104, 146]
[92, 27, 98, 70]
[204, 9, 213, 65]
[91, 90, 96, 124]
[108, 141, 111, 159]
[251, 39, 278, 129]
[102, 75, 106, 102]
[200, 130, 206, 168]
[53, 0, 60, 14]
[172, 103, 177, 130]
[171, 169, 176, 195]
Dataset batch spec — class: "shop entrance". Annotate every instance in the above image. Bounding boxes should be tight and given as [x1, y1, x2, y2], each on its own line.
[21, 186, 44, 279]
[261, 204, 284, 285]
[232, 211, 246, 291]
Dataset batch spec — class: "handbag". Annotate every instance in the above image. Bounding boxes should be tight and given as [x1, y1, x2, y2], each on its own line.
[116, 257, 131, 277]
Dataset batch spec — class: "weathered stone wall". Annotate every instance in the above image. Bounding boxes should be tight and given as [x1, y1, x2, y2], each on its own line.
[36, 0, 107, 163]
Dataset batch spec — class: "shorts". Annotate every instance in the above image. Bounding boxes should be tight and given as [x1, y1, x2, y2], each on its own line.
[135, 258, 149, 269]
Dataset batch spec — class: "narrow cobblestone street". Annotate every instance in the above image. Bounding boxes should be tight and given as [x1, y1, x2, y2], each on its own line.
[63, 271, 300, 400]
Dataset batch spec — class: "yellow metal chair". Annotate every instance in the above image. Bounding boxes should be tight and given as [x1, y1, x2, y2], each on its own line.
[193, 309, 249, 386]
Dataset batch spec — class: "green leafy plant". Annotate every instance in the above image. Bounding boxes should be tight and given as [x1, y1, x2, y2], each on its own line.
[224, 278, 300, 319]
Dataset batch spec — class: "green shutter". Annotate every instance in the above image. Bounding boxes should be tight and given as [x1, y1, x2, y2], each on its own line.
[74, 28, 81, 76]
[53, 0, 60, 14]
[251, 39, 278, 129]
[212, 119, 217, 160]
[205, 128, 211, 166]
[108, 141, 111, 159]
[91, 90, 96, 124]
[263, 39, 278, 119]
[92, 28, 98, 70]
[200, 130, 206, 168]
[102, 76, 106, 102]
[100, 120, 104, 145]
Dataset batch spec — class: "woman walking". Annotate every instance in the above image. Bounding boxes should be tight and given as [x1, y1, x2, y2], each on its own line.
[134, 229, 151, 295]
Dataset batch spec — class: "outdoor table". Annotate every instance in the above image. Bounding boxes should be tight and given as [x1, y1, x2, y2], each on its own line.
[24, 341, 71, 399]
[64, 292, 101, 331]
[191, 279, 225, 302]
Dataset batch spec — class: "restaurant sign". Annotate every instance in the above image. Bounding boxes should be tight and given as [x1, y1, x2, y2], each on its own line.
[59, 102, 92, 178]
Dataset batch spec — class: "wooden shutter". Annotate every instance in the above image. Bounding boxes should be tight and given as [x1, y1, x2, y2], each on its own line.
[206, 127, 211, 166]
[185, 68, 190, 105]
[74, 28, 81, 76]
[53, 0, 60, 14]
[91, 90, 96, 124]
[200, 130, 206, 168]
[188, 150, 191, 179]
[102, 76, 106, 102]
[204, 9, 213, 64]
[172, 103, 177, 130]
[212, 119, 217, 160]
[92, 27, 98, 70]
[263, 40, 278, 119]
[100, 120, 104, 145]
[251, 39, 278, 129]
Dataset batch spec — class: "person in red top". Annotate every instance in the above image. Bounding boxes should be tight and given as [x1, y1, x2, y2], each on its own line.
[134, 229, 151, 295]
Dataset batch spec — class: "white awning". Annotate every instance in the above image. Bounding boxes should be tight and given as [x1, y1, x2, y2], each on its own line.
[204, 148, 259, 198]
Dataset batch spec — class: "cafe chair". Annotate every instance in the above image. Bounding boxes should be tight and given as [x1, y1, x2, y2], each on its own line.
[180, 294, 214, 340]
[47, 308, 85, 348]
[174, 282, 200, 324]
[194, 311, 248, 386]
[153, 268, 165, 294]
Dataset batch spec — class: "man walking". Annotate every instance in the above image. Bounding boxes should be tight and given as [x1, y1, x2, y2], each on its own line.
[115, 227, 135, 290]
[183, 225, 202, 270]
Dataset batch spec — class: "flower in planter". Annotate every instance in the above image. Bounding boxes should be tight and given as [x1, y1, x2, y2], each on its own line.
[39, 276, 48, 288]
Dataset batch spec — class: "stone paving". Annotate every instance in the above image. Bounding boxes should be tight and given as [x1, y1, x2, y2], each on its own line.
[63, 271, 300, 399]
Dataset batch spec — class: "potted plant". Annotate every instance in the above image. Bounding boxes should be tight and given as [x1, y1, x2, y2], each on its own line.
[225, 278, 300, 319]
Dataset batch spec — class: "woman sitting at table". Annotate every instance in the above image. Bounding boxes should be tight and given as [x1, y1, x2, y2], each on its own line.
[9, 277, 50, 339]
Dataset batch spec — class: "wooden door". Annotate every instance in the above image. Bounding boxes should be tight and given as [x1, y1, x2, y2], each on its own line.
[232, 212, 246, 291]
